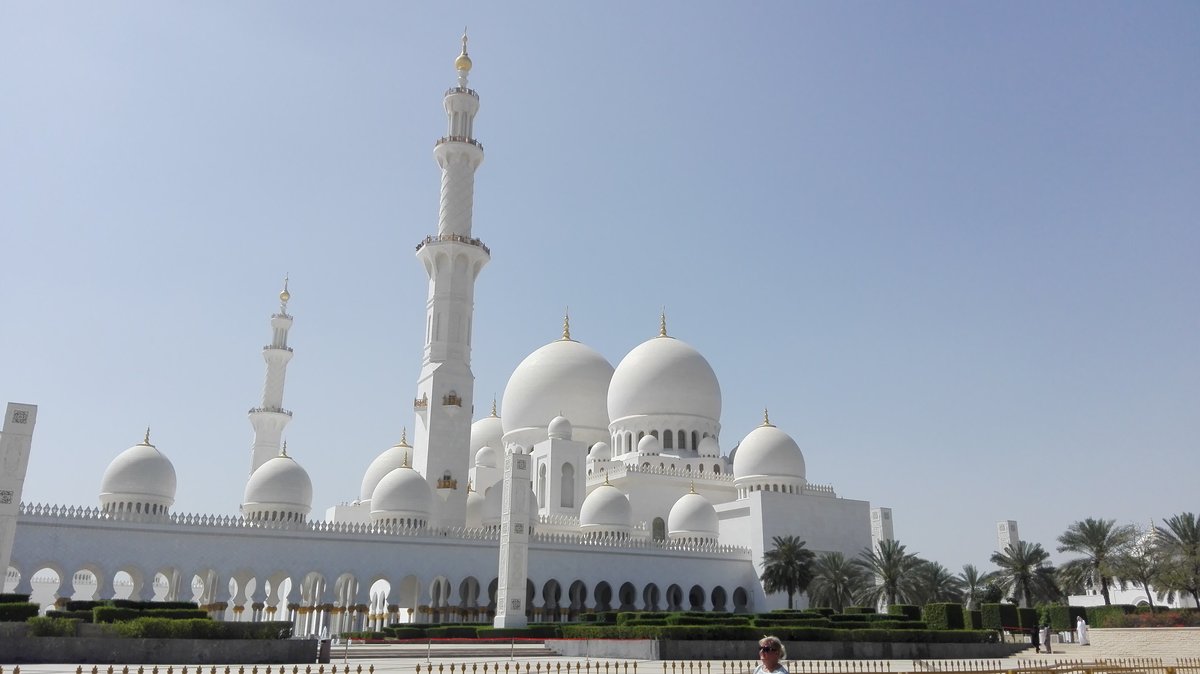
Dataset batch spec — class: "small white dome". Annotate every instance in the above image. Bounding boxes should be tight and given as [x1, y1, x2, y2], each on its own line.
[667, 490, 719, 540]
[637, 434, 661, 455]
[481, 483, 536, 528]
[99, 435, 177, 511]
[589, 441, 611, 460]
[360, 435, 412, 502]
[465, 489, 487, 528]
[697, 436, 721, 458]
[732, 422, 806, 481]
[243, 452, 313, 518]
[502, 338, 614, 443]
[475, 444, 498, 468]
[370, 466, 434, 525]
[579, 483, 632, 534]
[608, 335, 721, 423]
[471, 412, 504, 456]
[547, 415, 573, 440]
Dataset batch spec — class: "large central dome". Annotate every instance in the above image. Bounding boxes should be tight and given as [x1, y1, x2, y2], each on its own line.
[501, 337, 614, 446]
[608, 335, 721, 423]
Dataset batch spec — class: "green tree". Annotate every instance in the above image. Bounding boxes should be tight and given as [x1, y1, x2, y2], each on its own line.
[855, 539, 921, 609]
[808, 551, 869, 612]
[957, 564, 993, 610]
[760, 535, 816, 609]
[990, 540, 1059, 608]
[1113, 528, 1166, 611]
[1156, 512, 1200, 607]
[909, 560, 965, 606]
[1056, 518, 1137, 605]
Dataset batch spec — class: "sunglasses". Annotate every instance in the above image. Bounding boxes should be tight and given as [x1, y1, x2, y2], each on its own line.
[759, 646, 778, 652]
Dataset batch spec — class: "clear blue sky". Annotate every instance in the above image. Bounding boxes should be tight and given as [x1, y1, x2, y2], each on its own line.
[2, 2, 1197, 573]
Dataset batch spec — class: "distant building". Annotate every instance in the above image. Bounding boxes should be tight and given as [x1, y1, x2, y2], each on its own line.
[871, 507, 894, 551]
[996, 520, 1019, 552]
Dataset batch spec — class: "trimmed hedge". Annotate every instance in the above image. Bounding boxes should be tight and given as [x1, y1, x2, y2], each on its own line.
[1017, 608, 1039, 633]
[26, 615, 80, 636]
[477, 625, 562, 638]
[843, 606, 877, 614]
[752, 617, 833, 628]
[45, 609, 94, 623]
[93, 606, 209, 623]
[665, 613, 751, 626]
[829, 614, 870, 623]
[888, 605, 921, 621]
[0, 602, 40, 622]
[424, 625, 484, 638]
[1044, 604, 1088, 632]
[384, 626, 425, 638]
[1086, 604, 1136, 628]
[107, 618, 292, 639]
[980, 603, 1018, 631]
[0, 593, 32, 603]
[966, 609, 982, 630]
[560, 623, 996, 644]
[923, 603, 965, 630]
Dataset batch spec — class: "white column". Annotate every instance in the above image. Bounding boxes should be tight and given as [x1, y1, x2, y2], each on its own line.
[0, 403, 37, 591]
[494, 447, 531, 628]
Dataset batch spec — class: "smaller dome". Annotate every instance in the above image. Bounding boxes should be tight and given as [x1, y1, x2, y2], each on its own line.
[697, 436, 721, 458]
[244, 451, 313, 517]
[371, 466, 434, 525]
[481, 483, 536, 528]
[360, 432, 413, 502]
[589, 441, 611, 461]
[548, 416, 573, 440]
[466, 489, 487, 528]
[475, 444, 498, 469]
[732, 419, 806, 482]
[99, 431, 177, 509]
[667, 489, 719, 540]
[637, 434, 661, 455]
[579, 483, 632, 535]
[471, 409, 504, 455]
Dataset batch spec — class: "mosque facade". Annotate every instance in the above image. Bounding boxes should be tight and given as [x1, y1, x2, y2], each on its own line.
[3, 38, 877, 634]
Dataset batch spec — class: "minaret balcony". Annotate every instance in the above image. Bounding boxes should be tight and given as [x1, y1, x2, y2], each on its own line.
[248, 406, 293, 417]
[442, 393, 463, 407]
[414, 395, 429, 410]
[444, 86, 479, 99]
[415, 233, 490, 256]
[435, 136, 484, 151]
[262, 345, 294, 353]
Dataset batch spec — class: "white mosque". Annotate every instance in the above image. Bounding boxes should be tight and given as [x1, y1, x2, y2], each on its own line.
[2, 37, 879, 634]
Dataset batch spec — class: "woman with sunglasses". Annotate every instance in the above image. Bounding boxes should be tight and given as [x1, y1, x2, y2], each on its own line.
[755, 635, 788, 674]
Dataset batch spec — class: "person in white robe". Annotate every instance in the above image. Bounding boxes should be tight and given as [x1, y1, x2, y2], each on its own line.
[1076, 616, 1090, 645]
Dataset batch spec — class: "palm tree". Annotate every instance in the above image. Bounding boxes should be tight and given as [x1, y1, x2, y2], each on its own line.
[1057, 518, 1136, 605]
[808, 551, 869, 612]
[958, 564, 992, 610]
[759, 535, 816, 609]
[855, 539, 921, 608]
[990, 540, 1058, 607]
[1157, 512, 1200, 607]
[909, 560, 965, 606]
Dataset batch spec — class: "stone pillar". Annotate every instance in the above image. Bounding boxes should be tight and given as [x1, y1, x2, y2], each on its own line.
[493, 446, 531, 628]
[0, 403, 37, 583]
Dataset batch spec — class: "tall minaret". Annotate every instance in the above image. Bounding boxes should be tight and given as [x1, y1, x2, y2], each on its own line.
[412, 34, 490, 527]
[248, 278, 295, 475]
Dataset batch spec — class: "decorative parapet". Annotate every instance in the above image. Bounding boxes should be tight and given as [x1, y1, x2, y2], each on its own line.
[415, 233, 490, 255]
[590, 462, 735, 483]
[802, 483, 837, 497]
[248, 406, 293, 417]
[442, 393, 462, 407]
[436, 478, 458, 489]
[414, 394, 429, 409]
[444, 86, 479, 99]
[262, 345, 294, 353]
[434, 136, 484, 151]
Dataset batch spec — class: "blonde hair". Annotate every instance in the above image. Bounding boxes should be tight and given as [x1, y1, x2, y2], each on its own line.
[759, 635, 787, 660]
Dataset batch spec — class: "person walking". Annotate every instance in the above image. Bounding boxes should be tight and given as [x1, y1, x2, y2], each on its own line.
[1040, 623, 1053, 654]
[755, 636, 789, 674]
[1076, 616, 1090, 646]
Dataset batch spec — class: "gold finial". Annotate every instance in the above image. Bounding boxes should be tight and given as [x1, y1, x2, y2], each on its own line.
[561, 307, 572, 341]
[399, 427, 409, 447]
[141, 427, 152, 446]
[467, 479, 474, 494]
[658, 308, 668, 338]
[280, 440, 288, 457]
[762, 408, 774, 427]
[603, 470, 611, 486]
[689, 481, 697, 494]
[490, 397, 498, 417]
[279, 274, 290, 305]
[455, 30, 472, 72]
[402, 451, 410, 468]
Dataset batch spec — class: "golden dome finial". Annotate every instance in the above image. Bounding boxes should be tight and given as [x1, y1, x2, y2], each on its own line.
[603, 470, 611, 486]
[280, 440, 288, 457]
[490, 397, 498, 417]
[399, 427, 409, 447]
[142, 427, 152, 446]
[279, 274, 290, 306]
[455, 30, 472, 72]
[402, 451, 410, 468]
[467, 479, 475, 494]
[762, 408, 774, 427]
[658, 308, 668, 338]
[561, 307, 572, 341]
[689, 481, 697, 494]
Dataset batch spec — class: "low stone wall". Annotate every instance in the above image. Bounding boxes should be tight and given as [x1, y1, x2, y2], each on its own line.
[1090, 627, 1200, 658]
[0, 636, 318, 664]
[546, 639, 1029, 661]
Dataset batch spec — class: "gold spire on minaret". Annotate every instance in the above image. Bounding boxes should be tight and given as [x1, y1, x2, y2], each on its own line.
[279, 274, 290, 307]
[141, 427, 153, 446]
[658, 308, 668, 338]
[762, 408, 774, 427]
[467, 479, 475, 494]
[561, 308, 572, 341]
[455, 30, 472, 72]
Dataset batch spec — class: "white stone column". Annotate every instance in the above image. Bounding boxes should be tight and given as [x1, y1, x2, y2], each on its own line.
[0, 403, 37, 583]
[494, 446, 531, 628]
